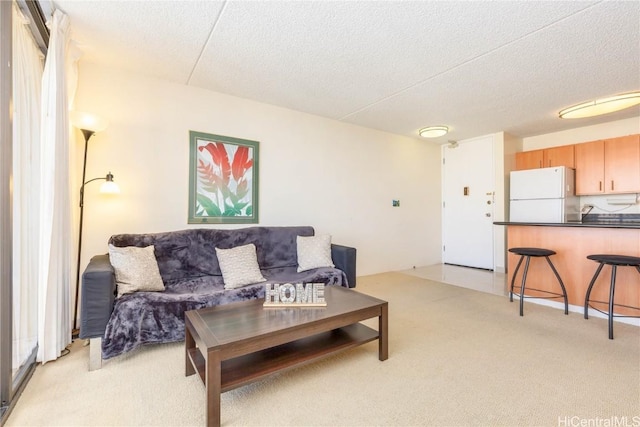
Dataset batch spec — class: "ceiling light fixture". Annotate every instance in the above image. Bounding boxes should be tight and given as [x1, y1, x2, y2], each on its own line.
[418, 126, 449, 138]
[558, 91, 640, 119]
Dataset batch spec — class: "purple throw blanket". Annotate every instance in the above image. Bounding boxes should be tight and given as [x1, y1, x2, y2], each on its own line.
[102, 227, 348, 359]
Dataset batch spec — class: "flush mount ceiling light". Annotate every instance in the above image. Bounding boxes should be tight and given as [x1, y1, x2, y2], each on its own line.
[558, 91, 640, 119]
[418, 126, 449, 138]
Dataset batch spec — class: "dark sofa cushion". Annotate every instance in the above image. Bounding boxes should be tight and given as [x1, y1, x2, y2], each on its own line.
[108, 226, 314, 282]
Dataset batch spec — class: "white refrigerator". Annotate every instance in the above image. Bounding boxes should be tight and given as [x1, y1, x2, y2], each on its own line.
[509, 166, 580, 223]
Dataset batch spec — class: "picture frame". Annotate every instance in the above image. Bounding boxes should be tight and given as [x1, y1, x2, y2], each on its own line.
[188, 131, 259, 224]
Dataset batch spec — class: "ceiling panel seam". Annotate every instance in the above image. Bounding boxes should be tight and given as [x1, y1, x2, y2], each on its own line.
[338, 0, 605, 122]
[185, 0, 228, 86]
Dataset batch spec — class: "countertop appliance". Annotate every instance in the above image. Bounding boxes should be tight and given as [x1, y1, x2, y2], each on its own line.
[510, 166, 580, 223]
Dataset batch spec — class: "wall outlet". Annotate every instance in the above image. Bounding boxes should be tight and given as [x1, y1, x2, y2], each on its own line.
[392, 200, 400, 207]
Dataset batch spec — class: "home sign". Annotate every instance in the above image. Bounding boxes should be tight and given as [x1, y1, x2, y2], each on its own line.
[263, 283, 326, 307]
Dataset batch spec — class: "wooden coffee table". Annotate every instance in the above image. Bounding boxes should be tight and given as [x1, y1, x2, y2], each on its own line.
[185, 285, 388, 427]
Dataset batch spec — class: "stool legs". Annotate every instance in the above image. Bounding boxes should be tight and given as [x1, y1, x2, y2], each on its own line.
[584, 262, 612, 338]
[583, 262, 604, 320]
[509, 255, 525, 303]
[584, 263, 640, 340]
[509, 255, 528, 316]
[607, 266, 617, 340]
[509, 254, 567, 316]
[519, 256, 531, 317]
[544, 256, 569, 315]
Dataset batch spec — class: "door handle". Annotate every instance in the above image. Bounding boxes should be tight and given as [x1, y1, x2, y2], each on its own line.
[485, 213, 491, 217]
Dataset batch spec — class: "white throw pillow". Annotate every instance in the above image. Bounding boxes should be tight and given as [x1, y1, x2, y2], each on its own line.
[215, 244, 266, 290]
[108, 244, 165, 298]
[297, 234, 334, 272]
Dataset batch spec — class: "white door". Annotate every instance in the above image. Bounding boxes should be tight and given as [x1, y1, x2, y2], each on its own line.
[442, 136, 494, 270]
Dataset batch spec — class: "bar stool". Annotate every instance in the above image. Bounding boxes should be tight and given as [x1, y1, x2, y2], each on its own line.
[583, 254, 640, 339]
[509, 247, 568, 316]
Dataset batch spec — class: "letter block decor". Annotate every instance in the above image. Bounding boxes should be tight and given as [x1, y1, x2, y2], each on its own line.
[263, 283, 326, 307]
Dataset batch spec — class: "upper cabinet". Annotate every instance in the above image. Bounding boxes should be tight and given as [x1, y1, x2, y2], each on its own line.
[575, 135, 640, 195]
[544, 145, 575, 169]
[575, 140, 605, 194]
[605, 135, 640, 193]
[515, 149, 543, 170]
[515, 145, 575, 170]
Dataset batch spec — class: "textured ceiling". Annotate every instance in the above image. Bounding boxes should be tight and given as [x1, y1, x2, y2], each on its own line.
[40, 0, 640, 142]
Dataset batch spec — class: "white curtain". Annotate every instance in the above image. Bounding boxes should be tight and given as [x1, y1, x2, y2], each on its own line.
[12, 2, 44, 371]
[38, 9, 80, 363]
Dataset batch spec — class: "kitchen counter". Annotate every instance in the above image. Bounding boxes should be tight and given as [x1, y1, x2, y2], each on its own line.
[494, 221, 640, 229]
[494, 213, 640, 229]
[497, 219, 640, 317]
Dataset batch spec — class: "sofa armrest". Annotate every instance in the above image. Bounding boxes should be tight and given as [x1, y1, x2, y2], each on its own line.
[79, 254, 116, 339]
[331, 244, 357, 288]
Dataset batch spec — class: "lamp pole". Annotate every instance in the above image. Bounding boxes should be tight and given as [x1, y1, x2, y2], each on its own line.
[71, 112, 111, 337]
[73, 129, 95, 336]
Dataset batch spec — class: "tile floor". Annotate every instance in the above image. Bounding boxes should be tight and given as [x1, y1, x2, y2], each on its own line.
[403, 263, 640, 326]
[399, 263, 507, 297]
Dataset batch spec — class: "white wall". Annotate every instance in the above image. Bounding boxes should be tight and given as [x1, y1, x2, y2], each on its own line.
[494, 132, 521, 273]
[73, 63, 442, 278]
[522, 117, 640, 214]
[523, 117, 640, 150]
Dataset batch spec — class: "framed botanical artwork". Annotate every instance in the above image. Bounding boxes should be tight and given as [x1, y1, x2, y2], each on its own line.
[188, 131, 259, 224]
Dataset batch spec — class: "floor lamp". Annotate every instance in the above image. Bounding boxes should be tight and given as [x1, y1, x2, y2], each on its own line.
[70, 112, 119, 336]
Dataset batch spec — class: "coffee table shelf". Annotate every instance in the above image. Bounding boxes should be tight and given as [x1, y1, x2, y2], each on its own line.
[185, 286, 388, 427]
[188, 323, 378, 392]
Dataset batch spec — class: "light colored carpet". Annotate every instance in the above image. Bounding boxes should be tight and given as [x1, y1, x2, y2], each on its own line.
[6, 272, 640, 426]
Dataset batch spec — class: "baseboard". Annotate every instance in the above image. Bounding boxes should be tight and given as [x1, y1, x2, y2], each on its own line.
[525, 298, 640, 327]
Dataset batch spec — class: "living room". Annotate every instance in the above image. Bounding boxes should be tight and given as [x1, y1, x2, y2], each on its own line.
[2, 1, 639, 426]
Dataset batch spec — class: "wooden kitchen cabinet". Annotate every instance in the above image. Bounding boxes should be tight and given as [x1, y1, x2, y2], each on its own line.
[575, 140, 605, 194]
[543, 145, 575, 168]
[605, 134, 640, 193]
[515, 149, 543, 170]
[575, 134, 640, 195]
[515, 145, 575, 170]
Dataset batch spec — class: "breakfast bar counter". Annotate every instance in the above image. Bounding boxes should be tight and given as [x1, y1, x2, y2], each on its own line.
[494, 219, 640, 316]
[494, 221, 640, 229]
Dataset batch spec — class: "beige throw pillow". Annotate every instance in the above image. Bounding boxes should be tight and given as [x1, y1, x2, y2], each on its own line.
[297, 234, 334, 272]
[108, 244, 165, 298]
[215, 244, 266, 290]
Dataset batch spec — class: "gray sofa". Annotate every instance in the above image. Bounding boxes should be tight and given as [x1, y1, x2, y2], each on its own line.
[79, 226, 356, 370]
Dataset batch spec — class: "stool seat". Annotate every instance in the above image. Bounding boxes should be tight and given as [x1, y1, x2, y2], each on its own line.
[509, 247, 556, 257]
[584, 254, 640, 339]
[586, 254, 640, 267]
[509, 247, 568, 317]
